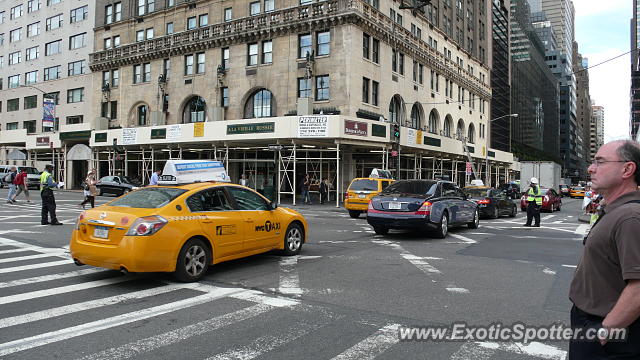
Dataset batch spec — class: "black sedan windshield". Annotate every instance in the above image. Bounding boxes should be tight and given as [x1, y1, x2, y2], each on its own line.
[382, 180, 437, 195]
[109, 188, 186, 208]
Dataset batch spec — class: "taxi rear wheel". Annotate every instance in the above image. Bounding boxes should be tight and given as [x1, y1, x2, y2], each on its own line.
[283, 223, 304, 256]
[174, 238, 211, 282]
[348, 210, 360, 218]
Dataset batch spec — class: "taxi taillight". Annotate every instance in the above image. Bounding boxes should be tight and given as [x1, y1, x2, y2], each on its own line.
[75, 211, 85, 230]
[344, 192, 350, 200]
[416, 201, 433, 216]
[125, 216, 168, 236]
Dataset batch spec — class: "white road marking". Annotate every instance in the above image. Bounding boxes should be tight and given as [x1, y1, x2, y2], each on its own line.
[543, 268, 557, 275]
[297, 255, 322, 260]
[373, 240, 442, 274]
[0, 268, 105, 289]
[574, 224, 590, 236]
[451, 341, 566, 360]
[562, 264, 577, 268]
[0, 252, 66, 264]
[278, 256, 303, 295]
[0, 247, 43, 255]
[448, 233, 477, 244]
[331, 323, 400, 360]
[446, 287, 470, 294]
[0, 276, 130, 305]
[541, 215, 556, 220]
[0, 286, 245, 357]
[0, 259, 73, 274]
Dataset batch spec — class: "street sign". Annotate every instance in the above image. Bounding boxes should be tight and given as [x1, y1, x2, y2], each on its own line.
[42, 98, 55, 129]
[391, 150, 398, 157]
[465, 162, 472, 176]
[268, 144, 283, 151]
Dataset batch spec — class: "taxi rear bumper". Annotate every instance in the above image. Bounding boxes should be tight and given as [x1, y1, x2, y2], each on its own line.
[344, 200, 369, 211]
[69, 230, 178, 273]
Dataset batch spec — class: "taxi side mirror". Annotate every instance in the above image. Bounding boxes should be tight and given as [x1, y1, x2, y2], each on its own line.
[269, 201, 278, 210]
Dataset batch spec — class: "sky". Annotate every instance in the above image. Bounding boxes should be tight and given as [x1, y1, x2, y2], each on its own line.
[573, 0, 631, 141]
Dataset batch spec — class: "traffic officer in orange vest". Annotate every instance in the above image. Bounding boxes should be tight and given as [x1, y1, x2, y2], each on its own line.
[523, 177, 543, 227]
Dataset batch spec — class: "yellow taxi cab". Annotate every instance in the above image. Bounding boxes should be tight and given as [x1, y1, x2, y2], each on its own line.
[569, 186, 585, 198]
[344, 169, 394, 218]
[70, 161, 307, 282]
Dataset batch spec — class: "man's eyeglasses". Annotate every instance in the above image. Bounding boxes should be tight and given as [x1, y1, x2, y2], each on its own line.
[591, 159, 628, 167]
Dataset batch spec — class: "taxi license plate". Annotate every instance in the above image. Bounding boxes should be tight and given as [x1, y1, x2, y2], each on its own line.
[388, 202, 401, 210]
[93, 226, 109, 239]
[358, 194, 366, 199]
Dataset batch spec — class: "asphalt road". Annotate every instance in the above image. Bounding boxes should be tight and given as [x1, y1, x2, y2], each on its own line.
[0, 189, 588, 360]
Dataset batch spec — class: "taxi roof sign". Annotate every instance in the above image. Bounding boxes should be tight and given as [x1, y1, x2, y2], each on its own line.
[369, 168, 393, 179]
[158, 160, 230, 185]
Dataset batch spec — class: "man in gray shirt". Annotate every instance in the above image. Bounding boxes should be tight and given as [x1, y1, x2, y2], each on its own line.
[569, 140, 640, 358]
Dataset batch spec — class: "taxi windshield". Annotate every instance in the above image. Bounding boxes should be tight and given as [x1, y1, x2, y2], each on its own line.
[109, 188, 187, 208]
[349, 179, 378, 191]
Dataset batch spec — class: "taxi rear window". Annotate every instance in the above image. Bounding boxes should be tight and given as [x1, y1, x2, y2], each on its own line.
[349, 179, 378, 191]
[109, 188, 187, 208]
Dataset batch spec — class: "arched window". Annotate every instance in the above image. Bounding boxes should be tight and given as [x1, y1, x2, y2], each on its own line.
[468, 123, 475, 144]
[245, 89, 273, 118]
[389, 96, 402, 125]
[137, 105, 148, 126]
[428, 109, 439, 134]
[456, 119, 465, 140]
[443, 116, 452, 137]
[410, 103, 422, 129]
[183, 96, 206, 123]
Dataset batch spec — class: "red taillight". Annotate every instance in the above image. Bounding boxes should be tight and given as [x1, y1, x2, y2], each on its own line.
[75, 211, 85, 230]
[477, 199, 490, 204]
[544, 196, 549, 202]
[125, 216, 168, 236]
[345, 192, 350, 200]
[416, 201, 432, 215]
[368, 200, 374, 211]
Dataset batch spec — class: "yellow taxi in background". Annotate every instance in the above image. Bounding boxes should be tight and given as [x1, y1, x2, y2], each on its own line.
[569, 186, 586, 198]
[70, 183, 307, 282]
[344, 173, 394, 218]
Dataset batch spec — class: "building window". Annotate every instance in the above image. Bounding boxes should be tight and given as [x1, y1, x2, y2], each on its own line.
[66, 115, 83, 125]
[45, 40, 62, 55]
[9, 51, 21, 65]
[24, 121, 36, 134]
[24, 95, 38, 109]
[70, 6, 88, 23]
[187, 17, 196, 30]
[245, 89, 273, 118]
[363, 33, 370, 59]
[398, 53, 404, 75]
[8, 99, 20, 112]
[362, 77, 369, 103]
[28, 1, 42, 13]
[262, 40, 272, 64]
[47, 0, 62, 5]
[104, 38, 112, 49]
[247, 43, 258, 66]
[114, 36, 120, 47]
[224, 8, 232, 22]
[46, 14, 63, 30]
[105, 4, 113, 24]
[7, 122, 19, 130]
[68, 60, 86, 76]
[265, 0, 275, 12]
[44, 92, 60, 105]
[167, 0, 175, 6]
[102, 71, 110, 87]
[67, 88, 84, 103]
[166, 22, 174, 34]
[184, 55, 194, 75]
[9, 75, 21, 88]
[316, 31, 330, 56]
[10, 28, 21, 43]
[392, 50, 397, 72]
[183, 96, 206, 123]
[410, 104, 422, 129]
[138, 0, 155, 16]
[112, 69, 120, 87]
[467, 124, 475, 143]
[114, 2, 122, 21]
[428, 110, 439, 134]
[136, 30, 144, 42]
[221, 87, 229, 107]
[372, 81, 379, 106]
[250, 1, 261, 15]
[146, 28, 154, 39]
[199, 14, 208, 27]
[222, 48, 230, 69]
[298, 78, 311, 98]
[137, 105, 148, 125]
[134, 65, 142, 83]
[25, 70, 38, 84]
[27, 22, 40, 37]
[196, 53, 205, 73]
[0, 12, 4, 24]
[372, 38, 379, 63]
[315, 75, 329, 101]
[11, 5, 24, 19]
[298, 34, 312, 59]
[44, 66, 60, 81]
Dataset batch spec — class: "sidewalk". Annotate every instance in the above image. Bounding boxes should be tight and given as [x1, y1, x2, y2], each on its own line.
[278, 198, 345, 212]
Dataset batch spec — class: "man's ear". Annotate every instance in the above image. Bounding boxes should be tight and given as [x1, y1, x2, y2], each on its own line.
[623, 162, 637, 181]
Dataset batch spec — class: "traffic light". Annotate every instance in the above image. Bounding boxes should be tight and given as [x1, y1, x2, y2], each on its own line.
[393, 124, 400, 140]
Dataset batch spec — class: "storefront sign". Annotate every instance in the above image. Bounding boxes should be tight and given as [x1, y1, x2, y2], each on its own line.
[407, 128, 416, 146]
[151, 128, 166, 139]
[122, 128, 138, 145]
[95, 133, 108, 143]
[298, 116, 328, 137]
[167, 124, 181, 140]
[193, 122, 204, 137]
[416, 130, 423, 145]
[227, 122, 275, 135]
[424, 136, 441, 147]
[344, 120, 368, 136]
[36, 136, 50, 147]
[372, 124, 386, 137]
[60, 130, 91, 141]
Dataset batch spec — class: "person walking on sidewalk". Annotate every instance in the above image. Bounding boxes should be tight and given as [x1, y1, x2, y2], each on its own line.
[79, 169, 98, 209]
[569, 140, 640, 359]
[301, 174, 311, 204]
[319, 178, 328, 204]
[10, 168, 30, 203]
[4, 166, 17, 204]
[40, 164, 62, 225]
[522, 177, 543, 227]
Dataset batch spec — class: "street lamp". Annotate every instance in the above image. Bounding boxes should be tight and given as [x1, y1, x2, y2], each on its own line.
[486, 113, 518, 187]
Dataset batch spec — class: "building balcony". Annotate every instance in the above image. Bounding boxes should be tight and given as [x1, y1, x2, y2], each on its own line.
[0, 129, 28, 146]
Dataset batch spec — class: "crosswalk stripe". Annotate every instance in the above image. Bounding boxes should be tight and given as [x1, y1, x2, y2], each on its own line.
[0, 252, 66, 264]
[0, 259, 73, 274]
[205, 320, 323, 360]
[331, 323, 400, 360]
[0, 276, 130, 305]
[0, 247, 42, 255]
[0, 268, 105, 289]
[0, 283, 186, 329]
[0, 286, 244, 357]
[76, 303, 288, 360]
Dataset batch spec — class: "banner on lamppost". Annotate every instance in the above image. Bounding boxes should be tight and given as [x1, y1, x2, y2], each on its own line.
[42, 98, 55, 129]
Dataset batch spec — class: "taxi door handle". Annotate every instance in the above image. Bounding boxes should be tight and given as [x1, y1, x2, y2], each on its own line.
[244, 218, 254, 223]
[202, 220, 213, 224]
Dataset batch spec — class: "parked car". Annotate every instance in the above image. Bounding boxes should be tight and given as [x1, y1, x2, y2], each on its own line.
[17, 166, 43, 190]
[0, 165, 10, 188]
[520, 188, 562, 212]
[559, 184, 570, 197]
[498, 183, 521, 199]
[464, 187, 517, 219]
[344, 177, 394, 218]
[569, 186, 586, 198]
[96, 176, 141, 196]
[366, 180, 479, 238]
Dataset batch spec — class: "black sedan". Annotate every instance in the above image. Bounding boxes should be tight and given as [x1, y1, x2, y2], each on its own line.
[498, 183, 521, 199]
[96, 176, 141, 196]
[464, 187, 517, 219]
[366, 180, 479, 238]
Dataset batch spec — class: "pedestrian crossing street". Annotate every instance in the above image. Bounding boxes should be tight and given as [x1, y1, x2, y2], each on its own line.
[0, 236, 568, 360]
